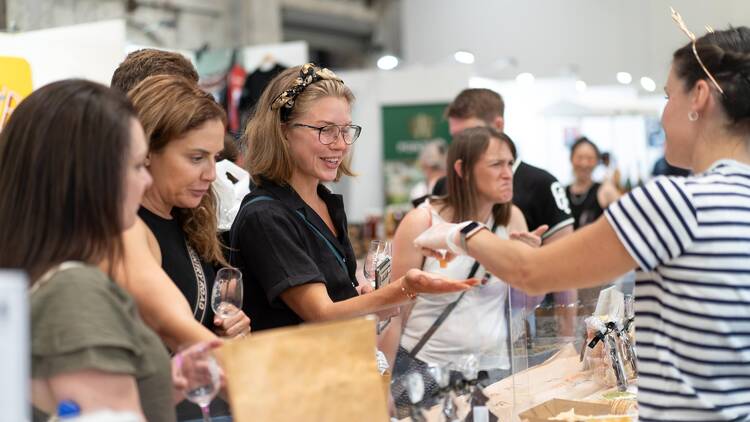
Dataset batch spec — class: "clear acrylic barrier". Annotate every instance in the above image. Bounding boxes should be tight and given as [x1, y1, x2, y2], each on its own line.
[384, 278, 531, 421]
[384, 273, 638, 421]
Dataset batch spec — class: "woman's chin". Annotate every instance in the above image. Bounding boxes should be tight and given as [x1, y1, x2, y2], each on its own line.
[176, 197, 204, 210]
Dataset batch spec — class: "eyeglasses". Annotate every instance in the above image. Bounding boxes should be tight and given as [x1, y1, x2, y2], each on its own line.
[670, 7, 725, 96]
[290, 123, 362, 145]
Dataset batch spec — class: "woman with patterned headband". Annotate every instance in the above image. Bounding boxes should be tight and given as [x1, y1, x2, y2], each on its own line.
[415, 17, 750, 422]
[228, 64, 477, 332]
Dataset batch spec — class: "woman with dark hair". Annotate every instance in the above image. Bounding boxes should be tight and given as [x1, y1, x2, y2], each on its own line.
[0, 79, 173, 420]
[229, 63, 476, 333]
[416, 21, 750, 421]
[566, 136, 620, 230]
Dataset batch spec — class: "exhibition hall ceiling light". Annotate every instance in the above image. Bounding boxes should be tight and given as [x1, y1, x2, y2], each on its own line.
[576, 80, 587, 92]
[516, 72, 535, 86]
[377, 55, 399, 70]
[640, 76, 656, 92]
[454, 50, 475, 64]
[616, 71, 633, 85]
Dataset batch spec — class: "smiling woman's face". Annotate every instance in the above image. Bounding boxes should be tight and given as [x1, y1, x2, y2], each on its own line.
[285, 96, 352, 183]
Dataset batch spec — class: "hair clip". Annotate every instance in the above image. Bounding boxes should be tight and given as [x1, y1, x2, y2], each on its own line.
[270, 63, 343, 113]
[670, 7, 724, 95]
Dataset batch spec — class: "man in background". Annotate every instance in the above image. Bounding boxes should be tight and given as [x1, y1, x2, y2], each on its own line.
[443, 88, 574, 242]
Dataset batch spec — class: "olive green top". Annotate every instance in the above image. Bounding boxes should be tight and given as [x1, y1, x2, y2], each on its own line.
[31, 265, 175, 422]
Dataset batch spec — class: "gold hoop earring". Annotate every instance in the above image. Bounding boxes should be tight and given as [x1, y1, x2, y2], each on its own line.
[688, 111, 699, 122]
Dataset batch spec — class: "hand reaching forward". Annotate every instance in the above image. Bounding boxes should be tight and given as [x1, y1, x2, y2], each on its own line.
[509, 225, 548, 248]
[402, 268, 479, 297]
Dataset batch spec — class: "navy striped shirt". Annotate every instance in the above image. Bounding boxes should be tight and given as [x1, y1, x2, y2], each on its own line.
[605, 160, 750, 422]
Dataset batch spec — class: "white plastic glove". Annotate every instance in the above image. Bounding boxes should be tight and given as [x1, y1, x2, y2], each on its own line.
[413, 221, 472, 255]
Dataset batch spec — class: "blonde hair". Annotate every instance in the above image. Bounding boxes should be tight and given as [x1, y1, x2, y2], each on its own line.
[244, 65, 356, 185]
[128, 74, 228, 266]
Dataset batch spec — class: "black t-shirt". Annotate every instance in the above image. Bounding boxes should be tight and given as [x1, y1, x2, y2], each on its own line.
[512, 161, 574, 238]
[229, 179, 359, 331]
[566, 182, 604, 230]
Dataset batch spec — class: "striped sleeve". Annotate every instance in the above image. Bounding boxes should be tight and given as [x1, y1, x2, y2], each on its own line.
[605, 176, 697, 271]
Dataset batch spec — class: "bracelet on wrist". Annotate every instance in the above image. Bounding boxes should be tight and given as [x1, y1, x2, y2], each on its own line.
[400, 282, 417, 300]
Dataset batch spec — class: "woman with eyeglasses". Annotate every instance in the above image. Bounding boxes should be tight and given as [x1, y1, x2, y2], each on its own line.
[229, 64, 477, 332]
[415, 22, 750, 422]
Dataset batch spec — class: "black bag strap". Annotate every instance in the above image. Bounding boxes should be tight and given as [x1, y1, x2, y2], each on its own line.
[408, 219, 499, 359]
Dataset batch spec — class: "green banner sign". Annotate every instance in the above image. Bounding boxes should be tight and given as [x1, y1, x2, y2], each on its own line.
[382, 103, 451, 161]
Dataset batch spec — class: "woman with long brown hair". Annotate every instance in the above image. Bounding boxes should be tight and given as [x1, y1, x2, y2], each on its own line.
[0, 79, 176, 421]
[385, 127, 539, 408]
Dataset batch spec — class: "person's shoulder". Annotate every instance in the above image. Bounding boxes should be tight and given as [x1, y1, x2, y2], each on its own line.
[402, 204, 433, 229]
[33, 265, 123, 309]
[46, 265, 110, 289]
[238, 189, 287, 215]
[519, 161, 559, 184]
[234, 190, 299, 233]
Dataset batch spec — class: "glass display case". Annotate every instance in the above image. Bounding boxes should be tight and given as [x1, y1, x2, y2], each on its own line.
[384, 272, 639, 421]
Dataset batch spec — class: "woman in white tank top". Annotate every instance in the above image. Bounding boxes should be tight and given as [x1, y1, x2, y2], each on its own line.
[384, 127, 542, 374]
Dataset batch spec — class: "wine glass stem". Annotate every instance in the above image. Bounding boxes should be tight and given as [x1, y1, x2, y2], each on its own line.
[200, 404, 212, 422]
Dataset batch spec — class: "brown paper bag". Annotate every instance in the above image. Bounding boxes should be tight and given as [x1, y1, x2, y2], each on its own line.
[218, 317, 389, 422]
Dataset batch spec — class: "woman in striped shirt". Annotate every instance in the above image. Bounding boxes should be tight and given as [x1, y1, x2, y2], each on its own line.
[415, 24, 750, 421]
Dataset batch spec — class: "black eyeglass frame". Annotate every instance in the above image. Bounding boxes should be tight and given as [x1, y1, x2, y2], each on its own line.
[289, 123, 362, 145]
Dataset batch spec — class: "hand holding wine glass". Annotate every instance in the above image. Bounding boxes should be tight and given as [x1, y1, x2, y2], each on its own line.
[211, 267, 250, 338]
[176, 344, 222, 422]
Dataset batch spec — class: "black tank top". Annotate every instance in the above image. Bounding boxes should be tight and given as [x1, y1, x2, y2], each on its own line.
[566, 182, 603, 229]
[138, 207, 232, 419]
[138, 206, 216, 329]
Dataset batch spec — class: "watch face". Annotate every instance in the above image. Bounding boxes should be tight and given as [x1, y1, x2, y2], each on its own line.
[460, 221, 480, 234]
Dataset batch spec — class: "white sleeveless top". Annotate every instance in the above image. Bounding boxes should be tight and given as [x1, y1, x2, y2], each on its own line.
[400, 201, 511, 370]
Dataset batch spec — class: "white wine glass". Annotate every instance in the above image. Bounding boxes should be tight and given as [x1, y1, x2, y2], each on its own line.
[179, 346, 222, 422]
[363, 240, 392, 289]
[211, 267, 243, 320]
[363, 240, 393, 333]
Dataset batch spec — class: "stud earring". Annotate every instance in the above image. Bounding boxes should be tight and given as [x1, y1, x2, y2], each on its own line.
[688, 111, 699, 121]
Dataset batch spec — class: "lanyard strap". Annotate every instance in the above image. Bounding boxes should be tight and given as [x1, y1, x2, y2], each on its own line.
[236, 195, 351, 285]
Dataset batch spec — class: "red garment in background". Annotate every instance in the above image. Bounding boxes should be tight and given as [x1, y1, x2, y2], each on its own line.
[226, 63, 246, 133]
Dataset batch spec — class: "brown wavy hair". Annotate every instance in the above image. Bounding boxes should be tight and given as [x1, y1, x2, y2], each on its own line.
[128, 74, 228, 265]
[433, 126, 516, 226]
[244, 65, 356, 186]
[0, 80, 134, 281]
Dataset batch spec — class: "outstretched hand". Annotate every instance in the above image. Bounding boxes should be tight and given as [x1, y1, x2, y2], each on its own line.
[509, 224, 548, 248]
[403, 268, 479, 295]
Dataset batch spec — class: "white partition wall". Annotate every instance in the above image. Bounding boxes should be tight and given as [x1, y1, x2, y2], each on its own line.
[335, 66, 663, 222]
[0, 271, 29, 421]
[0, 19, 127, 88]
[335, 64, 472, 223]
